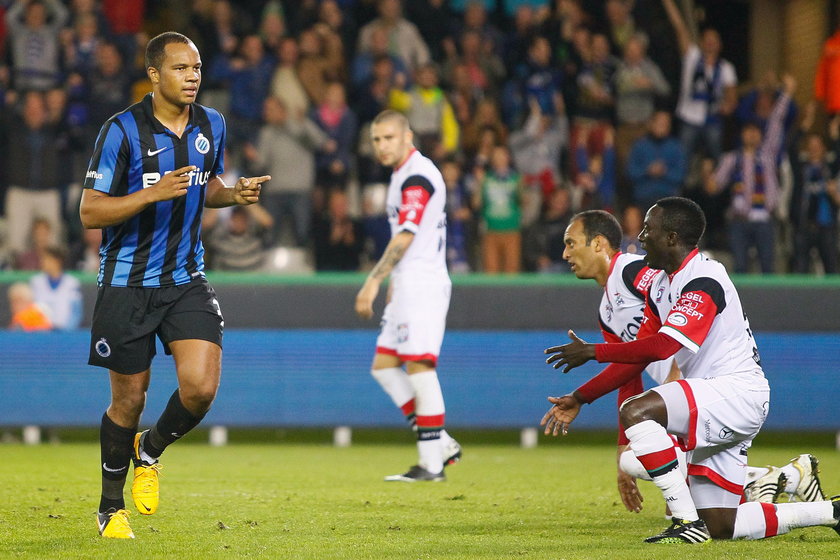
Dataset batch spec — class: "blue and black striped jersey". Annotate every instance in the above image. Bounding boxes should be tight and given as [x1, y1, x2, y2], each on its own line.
[83, 93, 225, 287]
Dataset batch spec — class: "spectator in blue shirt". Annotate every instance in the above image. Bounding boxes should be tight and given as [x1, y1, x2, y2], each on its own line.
[210, 34, 275, 150]
[502, 35, 563, 128]
[627, 111, 687, 212]
[789, 108, 840, 274]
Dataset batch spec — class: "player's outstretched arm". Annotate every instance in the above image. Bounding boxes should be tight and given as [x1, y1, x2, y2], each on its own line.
[205, 175, 271, 208]
[80, 165, 197, 228]
[544, 330, 596, 373]
[540, 393, 583, 436]
[355, 230, 415, 319]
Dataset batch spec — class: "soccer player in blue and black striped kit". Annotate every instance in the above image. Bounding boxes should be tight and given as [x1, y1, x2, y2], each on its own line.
[80, 31, 270, 539]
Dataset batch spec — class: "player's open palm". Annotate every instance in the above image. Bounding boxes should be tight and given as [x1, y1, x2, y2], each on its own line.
[540, 395, 581, 436]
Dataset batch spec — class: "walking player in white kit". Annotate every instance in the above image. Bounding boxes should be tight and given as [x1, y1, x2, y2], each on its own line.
[542, 197, 840, 543]
[355, 110, 461, 482]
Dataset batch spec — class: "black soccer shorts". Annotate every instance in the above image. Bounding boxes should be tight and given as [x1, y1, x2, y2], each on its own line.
[88, 277, 224, 375]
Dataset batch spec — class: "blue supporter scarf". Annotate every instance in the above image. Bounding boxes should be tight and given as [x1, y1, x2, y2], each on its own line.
[691, 56, 722, 124]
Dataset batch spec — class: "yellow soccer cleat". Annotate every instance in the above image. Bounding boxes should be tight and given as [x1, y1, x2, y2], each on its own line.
[132, 431, 161, 515]
[97, 509, 135, 539]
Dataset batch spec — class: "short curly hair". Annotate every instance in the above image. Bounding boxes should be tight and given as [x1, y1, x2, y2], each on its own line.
[574, 210, 622, 250]
[655, 197, 706, 247]
[145, 31, 194, 70]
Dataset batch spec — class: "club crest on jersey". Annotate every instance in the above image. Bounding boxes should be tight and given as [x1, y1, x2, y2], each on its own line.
[397, 323, 409, 343]
[655, 286, 665, 303]
[612, 292, 624, 307]
[95, 337, 111, 357]
[194, 133, 210, 154]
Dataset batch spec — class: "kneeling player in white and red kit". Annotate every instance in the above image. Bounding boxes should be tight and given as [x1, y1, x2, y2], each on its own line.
[355, 110, 460, 482]
[542, 198, 839, 543]
[560, 209, 826, 513]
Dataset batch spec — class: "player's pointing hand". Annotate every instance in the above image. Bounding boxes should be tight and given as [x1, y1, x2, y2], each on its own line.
[544, 329, 595, 373]
[233, 175, 270, 205]
[152, 165, 197, 201]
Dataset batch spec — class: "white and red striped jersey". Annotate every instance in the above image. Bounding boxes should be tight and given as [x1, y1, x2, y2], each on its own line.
[642, 249, 765, 379]
[386, 149, 449, 281]
[600, 252, 673, 385]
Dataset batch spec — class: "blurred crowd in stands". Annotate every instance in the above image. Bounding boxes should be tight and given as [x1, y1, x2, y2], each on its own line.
[1, 0, 840, 282]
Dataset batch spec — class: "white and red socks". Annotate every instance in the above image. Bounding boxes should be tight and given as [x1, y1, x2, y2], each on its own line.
[733, 501, 836, 539]
[625, 420, 698, 521]
[619, 441, 687, 482]
[409, 370, 446, 474]
[371, 367, 417, 427]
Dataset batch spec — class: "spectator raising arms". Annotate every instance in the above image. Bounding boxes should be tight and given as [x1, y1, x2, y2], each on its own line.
[662, 0, 737, 161]
[705, 76, 795, 274]
[5, 0, 69, 91]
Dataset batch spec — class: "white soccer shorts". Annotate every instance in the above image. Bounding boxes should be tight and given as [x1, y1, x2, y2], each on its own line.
[652, 373, 770, 509]
[375, 279, 451, 365]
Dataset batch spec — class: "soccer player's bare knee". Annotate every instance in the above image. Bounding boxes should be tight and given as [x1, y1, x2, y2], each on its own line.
[698, 508, 736, 539]
[619, 391, 668, 428]
[372, 352, 401, 371]
[109, 392, 146, 424]
[108, 370, 149, 422]
[178, 381, 218, 415]
[406, 360, 435, 374]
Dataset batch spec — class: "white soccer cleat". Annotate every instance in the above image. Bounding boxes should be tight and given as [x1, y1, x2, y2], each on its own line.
[743, 466, 786, 503]
[443, 438, 462, 467]
[788, 454, 825, 502]
[384, 465, 445, 482]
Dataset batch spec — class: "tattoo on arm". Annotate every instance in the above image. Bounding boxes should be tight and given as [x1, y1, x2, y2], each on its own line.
[370, 242, 407, 281]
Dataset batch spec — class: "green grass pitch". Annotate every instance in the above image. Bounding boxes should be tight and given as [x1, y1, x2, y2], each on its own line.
[1, 433, 838, 559]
